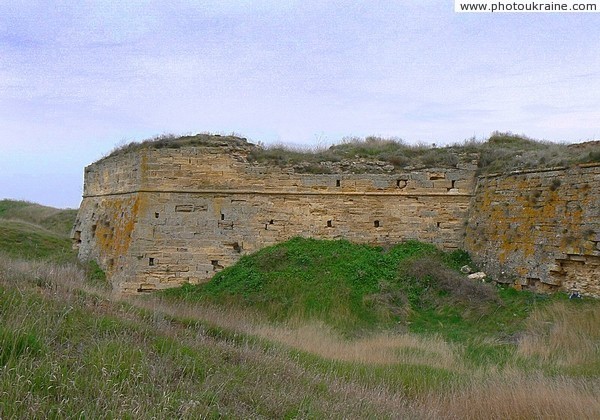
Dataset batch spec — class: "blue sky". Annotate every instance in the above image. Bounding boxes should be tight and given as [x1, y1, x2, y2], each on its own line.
[1, 1, 599, 208]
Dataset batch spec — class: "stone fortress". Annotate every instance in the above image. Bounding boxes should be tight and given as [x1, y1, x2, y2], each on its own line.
[72, 135, 600, 296]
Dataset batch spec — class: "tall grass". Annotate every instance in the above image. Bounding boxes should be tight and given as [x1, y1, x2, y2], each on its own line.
[0, 254, 403, 418]
[517, 300, 600, 373]
[1, 252, 599, 418]
[423, 371, 600, 419]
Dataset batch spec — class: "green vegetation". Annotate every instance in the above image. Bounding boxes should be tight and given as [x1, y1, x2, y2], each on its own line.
[161, 238, 560, 345]
[104, 132, 249, 160]
[0, 219, 74, 261]
[0, 199, 77, 236]
[248, 132, 600, 174]
[1, 202, 599, 418]
[0, 200, 77, 262]
[107, 131, 600, 175]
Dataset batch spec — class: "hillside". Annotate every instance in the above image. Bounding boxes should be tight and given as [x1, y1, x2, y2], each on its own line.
[1, 202, 599, 417]
[0, 200, 77, 261]
[161, 238, 577, 345]
[0, 199, 78, 236]
[163, 239, 488, 336]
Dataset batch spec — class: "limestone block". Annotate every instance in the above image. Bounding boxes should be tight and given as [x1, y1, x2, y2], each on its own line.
[468, 272, 487, 281]
[433, 180, 453, 189]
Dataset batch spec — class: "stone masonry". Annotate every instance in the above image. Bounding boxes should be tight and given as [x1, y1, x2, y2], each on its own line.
[72, 136, 599, 296]
[465, 164, 600, 297]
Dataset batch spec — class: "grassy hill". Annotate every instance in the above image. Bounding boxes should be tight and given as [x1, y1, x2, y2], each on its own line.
[0, 199, 78, 236]
[1, 202, 599, 418]
[163, 239, 485, 335]
[161, 238, 572, 361]
[0, 200, 77, 262]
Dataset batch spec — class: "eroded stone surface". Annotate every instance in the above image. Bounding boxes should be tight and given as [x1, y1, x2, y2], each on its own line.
[72, 139, 600, 297]
[465, 164, 600, 297]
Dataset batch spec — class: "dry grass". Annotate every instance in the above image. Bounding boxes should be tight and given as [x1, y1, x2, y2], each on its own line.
[133, 296, 461, 369]
[517, 300, 600, 368]
[255, 323, 461, 368]
[2, 254, 600, 418]
[423, 370, 600, 419]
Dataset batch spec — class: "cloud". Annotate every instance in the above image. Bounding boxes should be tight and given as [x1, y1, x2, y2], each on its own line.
[1, 1, 600, 206]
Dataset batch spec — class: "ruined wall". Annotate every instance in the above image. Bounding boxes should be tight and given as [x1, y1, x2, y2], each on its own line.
[74, 140, 599, 296]
[73, 143, 476, 293]
[464, 164, 600, 296]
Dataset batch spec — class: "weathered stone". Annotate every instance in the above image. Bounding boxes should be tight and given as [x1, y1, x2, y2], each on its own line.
[468, 272, 487, 281]
[464, 164, 600, 297]
[72, 140, 477, 293]
[72, 138, 600, 297]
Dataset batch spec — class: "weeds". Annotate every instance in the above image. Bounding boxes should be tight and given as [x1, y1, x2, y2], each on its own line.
[2, 199, 600, 418]
[1, 247, 599, 418]
[104, 131, 600, 175]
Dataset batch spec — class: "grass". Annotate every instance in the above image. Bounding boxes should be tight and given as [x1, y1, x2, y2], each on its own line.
[103, 132, 250, 160]
[0, 199, 78, 236]
[1, 201, 599, 418]
[0, 219, 75, 262]
[0, 199, 77, 263]
[103, 131, 600, 174]
[161, 237, 532, 342]
[163, 239, 465, 335]
[2, 245, 599, 418]
[0, 255, 415, 418]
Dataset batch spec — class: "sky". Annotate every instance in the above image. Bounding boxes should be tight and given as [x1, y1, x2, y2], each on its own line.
[1, 1, 599, 208]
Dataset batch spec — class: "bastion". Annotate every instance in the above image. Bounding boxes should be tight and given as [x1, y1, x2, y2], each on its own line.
[72, 135, 600, 296]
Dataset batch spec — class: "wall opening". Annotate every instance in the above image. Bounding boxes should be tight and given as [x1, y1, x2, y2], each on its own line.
[396, 180, 407, 189]
[374, 220, 380, 228]
[327, 220, 332, 227]
[149, 257, 155, 266]
[221, 213, 225, 220]
[74, 230, 82, 244]
[155, 212, 159, 218]
[336, 179, 341, 187]
[233, 242, 242, 253]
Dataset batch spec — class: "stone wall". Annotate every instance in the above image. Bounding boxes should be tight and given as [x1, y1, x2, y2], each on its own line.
[72, 142, 476, 293]
[73, 140, 600, 296]
[464, 164, 600, 296]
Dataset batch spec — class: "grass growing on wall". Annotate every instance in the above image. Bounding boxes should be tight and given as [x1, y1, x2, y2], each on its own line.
[103, 131, 600, 174]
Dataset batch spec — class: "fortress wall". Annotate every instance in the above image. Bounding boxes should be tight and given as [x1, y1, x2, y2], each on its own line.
[142, 146, 477, 194]
[83, 151, 146, 196]
[121, 190, 471, 293]
[74, 146, 476, 293]
[464, 164, 600, 296]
